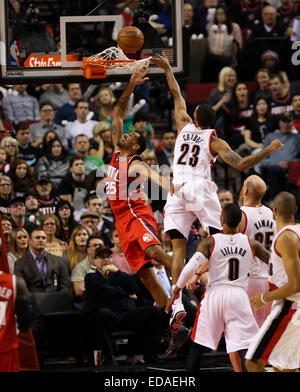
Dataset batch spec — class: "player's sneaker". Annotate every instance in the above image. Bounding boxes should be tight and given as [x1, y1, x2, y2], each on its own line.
[169, 301, 186, 333]
[165, 326, 191, 358]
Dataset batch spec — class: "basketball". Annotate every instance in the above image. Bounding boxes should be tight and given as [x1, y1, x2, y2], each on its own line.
[117, 26, 144, 53]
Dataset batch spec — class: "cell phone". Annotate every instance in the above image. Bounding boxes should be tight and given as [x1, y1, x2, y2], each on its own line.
[152, 48, 163, 56]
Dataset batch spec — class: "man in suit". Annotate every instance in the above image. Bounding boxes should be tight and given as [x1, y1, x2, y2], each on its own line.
[14, 228, 71, 295]
[155, 130, 176, 168]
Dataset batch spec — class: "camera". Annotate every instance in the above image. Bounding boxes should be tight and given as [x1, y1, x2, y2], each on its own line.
[133, 0, 150, 27]
[25, 8, 42, 31]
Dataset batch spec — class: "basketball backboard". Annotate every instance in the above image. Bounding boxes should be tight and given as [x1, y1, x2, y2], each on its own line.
[0, 0, 189, 84]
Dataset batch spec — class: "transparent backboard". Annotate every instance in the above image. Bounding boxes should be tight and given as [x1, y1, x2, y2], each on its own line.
[0, 0, 189, 84]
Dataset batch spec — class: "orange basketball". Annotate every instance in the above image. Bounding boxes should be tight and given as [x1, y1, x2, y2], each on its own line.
[117, 26, 144, 53]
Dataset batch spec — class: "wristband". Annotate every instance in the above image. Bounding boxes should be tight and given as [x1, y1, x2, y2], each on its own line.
[260, 293, 267, 304]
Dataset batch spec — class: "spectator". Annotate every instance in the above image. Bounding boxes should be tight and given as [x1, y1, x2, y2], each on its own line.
[110, 228, 134, 274]
[214, 5, 243, 50]
[276, 0, 300, 28]
[261, 50, 281, 75]
[34, 138, 70, 190]
[269, 73, 293, 120]
[9, 228, 29, 271]
[15, 122, 37, 166]
[83, 245, 164, 366]
[0, 147, 9, 175]
[80, 211, 100, 236]
[30, 103, 67, 150]
[67, 225, 90, 273]
[7, 159, 36, 197]
[73, 134, 106, 176]
[1, 85, 40, 125]
[39, 214, 67, 260]
[290, 94, 300, 131]
[1, 215, 13, 252]
[183, 2, 203, 36]
[71, 234, 104, 298]
[155, 130, 176, 168]
[249, 68, 272, 104]
[24, 192, 42, 226]
[56, 157, 87, 208]
[0, 137, 18, 166]
[89, 121, 114, 164]
[217, 189, 234, 208]
[9, 196, 38, 233]
[55, 199, 79, 243]
[54, 84, 97, 126]
[260, 112, 300, 198]
[34, 177, 61, 215]
[93, 87, 116, 121]
[65, 100, 98, 153]
[197, 0, 219, 36]
[229, 0, 270, 32]
[208, 66, 237, 113]
[13, 228, 71, 294]
[39, 84, 69, 111]
[0, 175, 13, 214]
[132, 112, 162, 152]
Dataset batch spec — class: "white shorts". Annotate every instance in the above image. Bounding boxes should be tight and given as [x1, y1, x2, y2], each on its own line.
[163, 181, 222, 238]
[245, 300, 300, 370]
[247, 276, 272, 328]
[191, 285, 259, 353]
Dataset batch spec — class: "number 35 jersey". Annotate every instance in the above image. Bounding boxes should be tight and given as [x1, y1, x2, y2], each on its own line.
[207, 233, 254, 290]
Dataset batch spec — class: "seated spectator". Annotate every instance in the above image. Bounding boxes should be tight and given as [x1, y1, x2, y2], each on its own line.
[24, 192, 42, 226]
[217, 189, 234, 208]
[276, 0, 300, 28]
[229, 0, 269, 32]
[34, 138, 70, 190]
[0, 147, 9, 175]
[55, 199, 79, 243]
[14, 228, 71, 294]
[1, 85, 40, 126]
[249, 68, 272, 104]
[214, 5, 243, 50]
[73, 134, 106, 176]
[34, 176, 61, 215]
[15, 122, 37, 167]
[183, 2, 203, 36]
[208, 66, 237, 113]
[7, 159, 36, 197]
[71, 234, 104, 298]
[93, 87, 116, 121]
[0, 175, 14, 214]
[30, 103, 67, 150]
[0, 136, 18, 166]
[56, 157, 87, 209]
[260, 113, 300, 199]
[290, 94, 300, 131]
[80, 211, 100, 236]
[110, 228, 134, 274]
[39, 84, 69, 111]
[54, 84, 83, 126]
[261, 50, 290, 88]
[9, 228, 29, 270]
[197, 0, 219, 36]
[67, 225, 90, 273]
[89, 121, 114, 164]
[132, 113, 162, 152]
[155, 130, 176, 168]
[220, 82, 253, 149]
[39, 214, 67, 260]
[9, 196, 38, 234]
[243, 97, 276, 153]
[1, 215, 13, 252]
[83, 245, 164, 366]
[269, 73, 293, 122]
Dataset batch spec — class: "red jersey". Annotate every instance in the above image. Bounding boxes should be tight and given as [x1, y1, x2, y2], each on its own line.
[0, 271, 18, 352]
[105, 151, 146, 217]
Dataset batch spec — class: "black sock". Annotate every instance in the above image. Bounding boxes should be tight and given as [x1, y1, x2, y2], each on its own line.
[186, 342, 207, 372]
[160, 306, 170, 328]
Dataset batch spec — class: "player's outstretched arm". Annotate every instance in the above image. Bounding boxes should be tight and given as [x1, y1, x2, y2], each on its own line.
[111, 68, 149, 149]
[128, 160, 172, 192]
[211, 136, 284, 171]
[250, 239, 270, 264]
[151, 53, 192, 132]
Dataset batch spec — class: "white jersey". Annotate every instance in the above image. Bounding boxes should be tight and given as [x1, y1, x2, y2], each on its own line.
[269, 224, 300, 302]
[207, 233, 254, 290]
[172, 123, 217, 186]
[241, 205, 275, 279]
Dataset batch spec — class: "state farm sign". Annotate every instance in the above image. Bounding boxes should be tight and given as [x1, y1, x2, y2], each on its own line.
[24, 53, 78, 67]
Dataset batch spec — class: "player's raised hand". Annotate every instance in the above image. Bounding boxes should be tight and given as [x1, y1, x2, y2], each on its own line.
[151, 52, 171, 70]
[130, 68, 150, 86]
[266, 139, 284, 153]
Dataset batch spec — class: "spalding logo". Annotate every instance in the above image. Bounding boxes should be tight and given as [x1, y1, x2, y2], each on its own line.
[143, 233, 153, 242]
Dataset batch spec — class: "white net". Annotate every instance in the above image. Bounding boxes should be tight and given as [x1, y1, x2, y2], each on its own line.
[85, 46, 152, 72]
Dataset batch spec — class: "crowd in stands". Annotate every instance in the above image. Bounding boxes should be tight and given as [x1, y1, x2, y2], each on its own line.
[1, 0, 300, 368]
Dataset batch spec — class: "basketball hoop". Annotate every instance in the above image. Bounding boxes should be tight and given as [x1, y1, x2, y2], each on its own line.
[82, 46, 151, 79]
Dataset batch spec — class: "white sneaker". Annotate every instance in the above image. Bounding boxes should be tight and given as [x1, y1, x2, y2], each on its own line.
[169, 301, 186, 333]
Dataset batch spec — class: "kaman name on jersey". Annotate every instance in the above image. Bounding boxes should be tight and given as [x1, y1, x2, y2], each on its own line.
[254, 219, 274, 231]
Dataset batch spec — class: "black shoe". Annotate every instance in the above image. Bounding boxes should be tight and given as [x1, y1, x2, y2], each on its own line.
[166, 326, 191, 358]
[144, 354, 165, 365]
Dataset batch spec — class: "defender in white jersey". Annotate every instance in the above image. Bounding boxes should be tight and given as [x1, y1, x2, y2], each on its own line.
[166, 204, 270, 372]
[152, 53, 283, 334]
[246, 192, 300, 372]
[239, 175, 275, 327]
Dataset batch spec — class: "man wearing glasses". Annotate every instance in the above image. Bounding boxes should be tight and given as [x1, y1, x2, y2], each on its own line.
[0, 176, 13, 214]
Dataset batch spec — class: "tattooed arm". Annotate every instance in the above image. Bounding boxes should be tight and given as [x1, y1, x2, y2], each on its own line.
[111, 69, 149, 150]
[211, 136, 284, 171]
